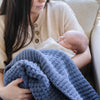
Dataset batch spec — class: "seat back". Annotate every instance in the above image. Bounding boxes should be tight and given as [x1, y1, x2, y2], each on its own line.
[53, 0, 99, 39]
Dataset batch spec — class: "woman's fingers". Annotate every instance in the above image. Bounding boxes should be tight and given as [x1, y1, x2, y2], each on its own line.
[22, 88, 32, 94]
[9, 78, 32, 94]
[0, 78, 33, 100]
[22, 94, 33, 99]
[9, 78, 23, 86]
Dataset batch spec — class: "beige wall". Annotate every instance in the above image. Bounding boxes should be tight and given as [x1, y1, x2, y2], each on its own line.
[96, 0, 100, 4]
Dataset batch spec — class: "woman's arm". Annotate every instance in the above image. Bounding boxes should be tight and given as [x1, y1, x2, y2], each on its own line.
[0, 72, 33, 100]
[0, 72, 4, 88]
[72, 46, 91, 69]
[62, 3, 91, 68]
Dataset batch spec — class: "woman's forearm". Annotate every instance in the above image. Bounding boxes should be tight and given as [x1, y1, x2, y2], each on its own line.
[0, 72, 4, 88]
[0, 72, 4, 98]
[72, 47, 91, 69]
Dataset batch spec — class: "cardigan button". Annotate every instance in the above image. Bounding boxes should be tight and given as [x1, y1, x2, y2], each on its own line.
[35, 39, 39, 43]
[35, 31, 39, 35]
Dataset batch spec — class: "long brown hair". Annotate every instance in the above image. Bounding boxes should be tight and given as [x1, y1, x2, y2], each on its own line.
[0, 0, 49, 65]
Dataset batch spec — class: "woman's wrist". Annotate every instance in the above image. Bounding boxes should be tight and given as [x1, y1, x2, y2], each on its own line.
[0, 84, 4, 88]
[0, 87, 5, 99]
[0, 72, 4, 88]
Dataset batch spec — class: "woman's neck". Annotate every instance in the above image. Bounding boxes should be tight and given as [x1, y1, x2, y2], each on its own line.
[30, 13, 39, 24]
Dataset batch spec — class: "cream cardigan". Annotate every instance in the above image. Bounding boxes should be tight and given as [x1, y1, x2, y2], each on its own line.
[0, 1, 84, 70]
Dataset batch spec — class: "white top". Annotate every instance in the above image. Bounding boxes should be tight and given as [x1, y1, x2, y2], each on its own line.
[37, 37, 75, 58]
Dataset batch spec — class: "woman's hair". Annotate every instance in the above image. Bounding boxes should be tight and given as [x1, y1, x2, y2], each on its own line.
[0, 0, 49, 64]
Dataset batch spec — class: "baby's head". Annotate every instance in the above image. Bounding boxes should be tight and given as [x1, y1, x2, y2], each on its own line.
[59, 30, 89, 53]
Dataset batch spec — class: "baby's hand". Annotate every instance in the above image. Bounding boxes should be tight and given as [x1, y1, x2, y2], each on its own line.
[57, 36, 64, 43]
[57, 36, 68, 48]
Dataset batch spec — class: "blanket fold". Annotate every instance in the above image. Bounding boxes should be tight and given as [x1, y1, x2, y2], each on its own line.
[3, 49, 100, 100]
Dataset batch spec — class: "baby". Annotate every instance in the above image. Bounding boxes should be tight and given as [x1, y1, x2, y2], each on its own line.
[37, 30, 88, 58]
[58, 30, 89, 54]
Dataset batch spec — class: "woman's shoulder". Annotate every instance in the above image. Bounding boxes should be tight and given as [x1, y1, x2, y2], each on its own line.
[48, 1, 71, 10]
[47, 1, 73, 15]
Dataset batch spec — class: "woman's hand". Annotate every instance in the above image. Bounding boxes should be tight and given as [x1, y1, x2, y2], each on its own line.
[0, 78, 33, 100]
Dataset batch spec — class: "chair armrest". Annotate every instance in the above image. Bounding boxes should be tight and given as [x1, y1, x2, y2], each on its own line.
[91, 10, 100, 94]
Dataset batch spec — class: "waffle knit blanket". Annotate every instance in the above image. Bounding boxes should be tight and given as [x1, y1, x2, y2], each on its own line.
[2, 49, 100, 100]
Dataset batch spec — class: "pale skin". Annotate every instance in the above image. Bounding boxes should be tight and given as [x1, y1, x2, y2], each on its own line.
[58, 30, 89, 54]
[0, 0, 91, 99]
[58, 31, 91, 69]
[58, 32, 80, 54]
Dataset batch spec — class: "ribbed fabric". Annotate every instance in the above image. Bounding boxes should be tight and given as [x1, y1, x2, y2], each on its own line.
[2, 49, 100, 100]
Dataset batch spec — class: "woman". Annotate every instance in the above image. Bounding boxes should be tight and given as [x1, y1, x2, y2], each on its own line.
[0, 0, 91, 99]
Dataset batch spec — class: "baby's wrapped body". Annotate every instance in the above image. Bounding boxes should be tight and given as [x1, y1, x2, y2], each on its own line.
[37, 30, 88, 58]
[37, 37, 75, 58]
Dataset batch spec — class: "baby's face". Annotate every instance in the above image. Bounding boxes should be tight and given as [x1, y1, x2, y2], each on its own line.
[58, 36, 78, 53]
[58, 30, 88, 54]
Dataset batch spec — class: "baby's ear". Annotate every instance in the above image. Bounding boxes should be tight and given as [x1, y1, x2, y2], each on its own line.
[73, 50, 78, 54]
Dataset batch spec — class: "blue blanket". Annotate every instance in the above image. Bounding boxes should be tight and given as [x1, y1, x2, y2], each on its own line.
[3, 49, 100, 100]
